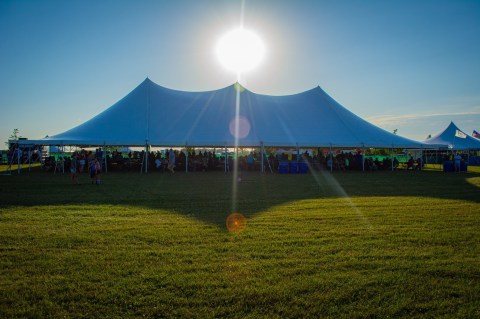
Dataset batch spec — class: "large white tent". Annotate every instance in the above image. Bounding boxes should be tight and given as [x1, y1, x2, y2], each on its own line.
[18, 78, 436, 149]
[423, 122, 480, 150]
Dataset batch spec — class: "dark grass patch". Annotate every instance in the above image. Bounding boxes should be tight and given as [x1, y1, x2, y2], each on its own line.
[0, 168, 479, 318]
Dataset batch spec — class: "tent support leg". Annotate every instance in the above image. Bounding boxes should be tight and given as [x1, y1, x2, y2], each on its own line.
[146, 144, 149, 173]
[391, 148, 394, 172]
[420, 148, 424, 171]
[329, 144, 333, 172]
[28, 147, 31, 172]
[224, 146, 227, 173]
[17, 142, 21, 175]
[61, 143, 65, 174]
[362, 145, 365, 172]
[296, 144, 300, 174]
[103, 143, 107, 173]
[261, 142, 264, 173]
[185, 144, 188, 173]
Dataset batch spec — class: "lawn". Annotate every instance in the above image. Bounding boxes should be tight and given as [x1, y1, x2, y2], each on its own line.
[0, 167, 479, 318]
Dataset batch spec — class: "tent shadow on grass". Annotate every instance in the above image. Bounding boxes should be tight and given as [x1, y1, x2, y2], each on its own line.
[1, 170, 479, 228]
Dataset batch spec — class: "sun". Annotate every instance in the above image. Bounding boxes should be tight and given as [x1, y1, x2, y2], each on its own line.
[216, 27, 265, 74]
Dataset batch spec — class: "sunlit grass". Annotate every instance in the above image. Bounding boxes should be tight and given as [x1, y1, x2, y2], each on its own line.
[0, 168, 479, 318]
[0, 163, 41, 173]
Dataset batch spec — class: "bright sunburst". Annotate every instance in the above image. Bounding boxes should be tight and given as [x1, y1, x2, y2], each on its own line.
[216, 27, 265, 74]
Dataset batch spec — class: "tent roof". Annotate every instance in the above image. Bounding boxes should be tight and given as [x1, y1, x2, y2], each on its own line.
[18, 78, 437, 148]
[423, 121, 480, 150]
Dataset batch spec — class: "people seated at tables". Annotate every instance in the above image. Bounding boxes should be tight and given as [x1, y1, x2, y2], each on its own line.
[406, 156, 415, 170]
[393, 157, 399, 170]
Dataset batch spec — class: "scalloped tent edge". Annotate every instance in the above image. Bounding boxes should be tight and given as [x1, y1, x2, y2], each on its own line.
[15, 78, 444, 149]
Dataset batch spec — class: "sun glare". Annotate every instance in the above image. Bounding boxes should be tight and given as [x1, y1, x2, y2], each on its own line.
[216, 27, 265, 74]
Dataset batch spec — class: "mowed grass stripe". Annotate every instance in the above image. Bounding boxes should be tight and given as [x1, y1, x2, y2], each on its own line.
[0, 168, 479, 318]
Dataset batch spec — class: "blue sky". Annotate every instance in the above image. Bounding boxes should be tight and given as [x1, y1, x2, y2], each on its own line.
[1, 0, 479, 146]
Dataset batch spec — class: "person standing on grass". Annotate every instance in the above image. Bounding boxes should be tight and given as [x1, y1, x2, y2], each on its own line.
[70, 155, 79, 185]
[78, 154, 86, 174]
[89, 158, 97, 184]
[454, 153, 462, 172]
[95, 158, 102, 184]
[167, 148, 176, 173]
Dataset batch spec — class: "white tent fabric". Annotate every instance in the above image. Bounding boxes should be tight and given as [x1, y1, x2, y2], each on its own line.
[19, 78, 436, 148]
[423, 121, 480, 150]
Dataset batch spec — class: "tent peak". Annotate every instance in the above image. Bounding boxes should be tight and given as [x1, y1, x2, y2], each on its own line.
[232, 82, 247, 92]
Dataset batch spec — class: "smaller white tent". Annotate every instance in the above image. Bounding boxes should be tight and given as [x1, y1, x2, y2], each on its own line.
[423, 122, 480, 150]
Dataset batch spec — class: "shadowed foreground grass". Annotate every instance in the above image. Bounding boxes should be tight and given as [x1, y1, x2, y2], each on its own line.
[0, 168, 479, 318]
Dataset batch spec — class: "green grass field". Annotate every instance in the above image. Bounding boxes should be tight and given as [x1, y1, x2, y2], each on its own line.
[1, 167, 479, 318]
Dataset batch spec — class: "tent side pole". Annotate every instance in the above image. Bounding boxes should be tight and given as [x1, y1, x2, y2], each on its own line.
[391, 147, 394, 172]
[17, 142, 21, 175]
[185, 144, 188, 173]
[54, 150, 58, 175]
[39, 146, 45, 172]
[146, 144, 149, 173]
[329, 144, 333, 172]
[420, 148, 424, 170]
[297, 143, 300, 174]
[28, 147, 31, 172]
[224, 145, 227, 173]
[61, 143, 65, 174]
[103, 143, 107, 173]
[235, 147, 239, 176]
[261, 142, 264, 173]
[362, 145, 365, 172]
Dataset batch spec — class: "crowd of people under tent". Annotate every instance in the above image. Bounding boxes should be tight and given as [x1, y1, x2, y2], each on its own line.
[37, 147, 450, 174]
[3, 142, 474, 174]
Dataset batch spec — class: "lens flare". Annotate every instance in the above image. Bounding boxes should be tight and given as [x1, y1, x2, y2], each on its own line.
[226, 213, 247, 233]
[229, 116, 251, 139]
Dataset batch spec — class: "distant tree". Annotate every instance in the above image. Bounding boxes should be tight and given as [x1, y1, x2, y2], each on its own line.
[5, 128, 20, 147]
[379, 149, 388, 156]
[426, 134, 432, 139]
[393, 129, 398, 135]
